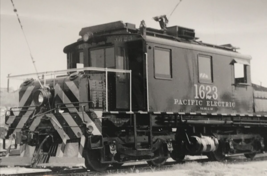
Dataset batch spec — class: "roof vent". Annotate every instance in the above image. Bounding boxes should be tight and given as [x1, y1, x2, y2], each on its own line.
[167, 26, 195, 40]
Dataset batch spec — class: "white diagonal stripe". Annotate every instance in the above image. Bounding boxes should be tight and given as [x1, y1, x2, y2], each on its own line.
[48, 114, 70, 141]
[6, 116, 16, 125]
[13, 102, 35, 134]
[55, 84, 77, 113]
[65, 81, 80, 101]
[29, 115, 43, 131]
[62, 113, 82, 137]
[19, 86, 35, 107]
[77, 112, 101, 135]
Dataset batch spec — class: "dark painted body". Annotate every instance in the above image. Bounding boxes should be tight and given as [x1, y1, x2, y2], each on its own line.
[146, 36, 253, 114]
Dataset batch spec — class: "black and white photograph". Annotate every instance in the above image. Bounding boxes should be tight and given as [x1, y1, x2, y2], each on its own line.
[0, 0, 267, 175]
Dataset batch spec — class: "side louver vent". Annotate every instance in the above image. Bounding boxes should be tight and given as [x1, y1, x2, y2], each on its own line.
[167, 26, 195, 40]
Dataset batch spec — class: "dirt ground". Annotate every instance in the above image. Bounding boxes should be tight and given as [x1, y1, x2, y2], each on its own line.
[0, 158, 267, 175]
[114, 160, 267, 176]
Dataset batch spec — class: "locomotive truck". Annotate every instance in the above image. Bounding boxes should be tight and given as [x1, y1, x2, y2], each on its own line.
[1, 18, 267, 171]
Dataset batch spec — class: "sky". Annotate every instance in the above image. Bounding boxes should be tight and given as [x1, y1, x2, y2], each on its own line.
[0, 0, 267, 89]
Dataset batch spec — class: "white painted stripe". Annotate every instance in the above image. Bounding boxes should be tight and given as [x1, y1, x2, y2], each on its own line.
[13, 102, 35, 133]
[201, 113, 207, 115]
[55, 84, 77, 113]
[62, 113, 83, 137]
[154, 112, 161, 114]
[61, 138, 67, 156]
[248, 114, 253, 117]
[178, 112, 185, 115]
[231, 114, 236, 116]
[110, 111, 119, 114]
[221, 113, 227, 116]
[240, 114, 245, 116]
[166, 112, 174, 114]
[190, 112, 196, 115]
[6, 116, 16, 125]
[256, 115, 261, 117]
[211, 113, 217, 116]
[264, 115, 267, 117]
[78, 135, 86, 158]
[80, 135, 85, 148]
[20, 144, 26, 157]
[65, 81, 80, 101]
[29, 115, 43, 131]
[48, 114, 69, 141]
[138, 111, 148, 114]
[126, 111, 134, 114]
[13, 107, 35, 135]
[94, 110, 103, 118]
[56, 144, 63, 157]
[77, 112, 101, 135]
[19, 86, 35, 107]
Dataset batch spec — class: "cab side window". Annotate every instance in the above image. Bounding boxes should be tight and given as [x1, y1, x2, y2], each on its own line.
[67, 50, 84, 69]
[234, 63, 248, 84]
[198, 55, 213, 83]
[154, 47, 172, 79]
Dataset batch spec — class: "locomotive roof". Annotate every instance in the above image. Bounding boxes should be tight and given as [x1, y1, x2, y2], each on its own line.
[145, 35, 251, 61]
[65, 21, 252, 61]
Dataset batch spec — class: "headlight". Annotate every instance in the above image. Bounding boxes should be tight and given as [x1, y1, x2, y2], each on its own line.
[38, 92, 44, 104]
[33, 88, 51, 106]
[5, 110, 10, 116]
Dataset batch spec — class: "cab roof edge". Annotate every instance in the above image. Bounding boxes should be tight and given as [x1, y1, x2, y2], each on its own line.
[79, 21, 136, 37]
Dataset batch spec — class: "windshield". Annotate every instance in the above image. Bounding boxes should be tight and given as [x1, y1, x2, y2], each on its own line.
[90, 47, 126, 69]
[67, 46, 127, 70]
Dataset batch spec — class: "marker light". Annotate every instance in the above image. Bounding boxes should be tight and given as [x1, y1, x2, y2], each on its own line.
[86, 124, 94, 134]
[82, 32, 93, 42]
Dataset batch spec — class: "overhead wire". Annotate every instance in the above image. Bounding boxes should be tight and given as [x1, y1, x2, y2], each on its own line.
[10, 0, 43, 87]
[169, 0, 183, 19]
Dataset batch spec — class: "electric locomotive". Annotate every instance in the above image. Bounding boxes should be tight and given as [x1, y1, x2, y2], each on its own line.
[1, 17, 267, 171]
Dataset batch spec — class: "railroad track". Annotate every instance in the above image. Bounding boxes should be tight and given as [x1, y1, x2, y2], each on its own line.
[1, 153, 267, 176]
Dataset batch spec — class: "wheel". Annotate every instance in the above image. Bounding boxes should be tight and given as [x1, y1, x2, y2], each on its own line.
[147, 146, 167, 167]
[207, 145, 226, 161]
[147, 157, 167, 167]
[244, 153, 256, 159]
[170, 151, 185, 162]
[83, 149, 109, 171]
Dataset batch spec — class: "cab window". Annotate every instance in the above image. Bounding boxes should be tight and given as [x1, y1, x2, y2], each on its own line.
[90, 47, 115, 68]
[234, 63, 248, 84]
[154, 47, 172, 79]
[67, 50, 84, 69]
[198, 55, 213, 83]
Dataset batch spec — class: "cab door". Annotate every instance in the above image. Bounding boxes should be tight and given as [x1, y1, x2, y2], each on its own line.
[115, 46, 129, 109]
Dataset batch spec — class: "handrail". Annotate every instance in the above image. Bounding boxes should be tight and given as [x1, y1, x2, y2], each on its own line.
[8, 67, 133, 113]
[8, 67, 131, 79]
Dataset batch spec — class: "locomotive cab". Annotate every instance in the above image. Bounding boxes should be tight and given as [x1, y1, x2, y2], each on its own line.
[64, 27, 147, 111]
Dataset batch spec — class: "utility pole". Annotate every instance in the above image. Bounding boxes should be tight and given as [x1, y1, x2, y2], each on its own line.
[7, 73, 10, 93]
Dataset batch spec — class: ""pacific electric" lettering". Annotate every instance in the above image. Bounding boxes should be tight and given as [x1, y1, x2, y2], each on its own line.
[174, 99, 235, 108]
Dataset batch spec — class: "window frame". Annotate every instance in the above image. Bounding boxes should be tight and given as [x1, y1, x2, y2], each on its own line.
[234, 63, 248, 84]
[89, 46, 115, 68]
[153, 47, 172, 80]
[197, 54, 213, 84]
